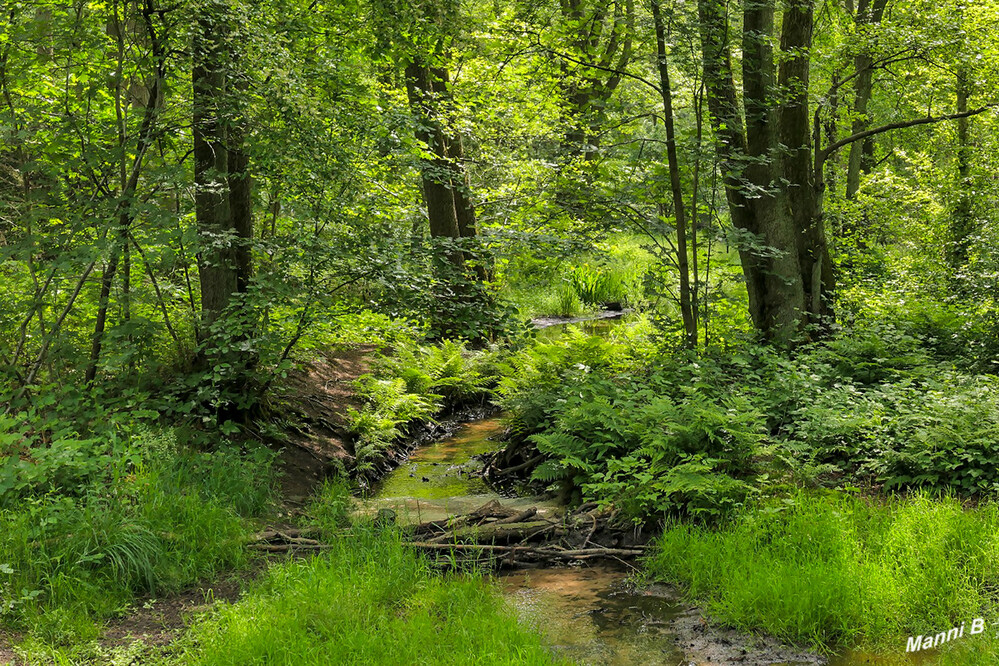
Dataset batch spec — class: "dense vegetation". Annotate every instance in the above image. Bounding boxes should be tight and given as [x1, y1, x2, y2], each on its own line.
[3, 0, 999, 662]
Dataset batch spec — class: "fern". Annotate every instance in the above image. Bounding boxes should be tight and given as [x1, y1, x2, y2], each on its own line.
[530, 460, 568, 483]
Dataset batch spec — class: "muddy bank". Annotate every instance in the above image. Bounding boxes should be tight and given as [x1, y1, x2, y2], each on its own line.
[271, 343, 495, 502]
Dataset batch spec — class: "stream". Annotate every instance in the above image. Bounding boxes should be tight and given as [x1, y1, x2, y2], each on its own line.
[359, 315, 932, 666]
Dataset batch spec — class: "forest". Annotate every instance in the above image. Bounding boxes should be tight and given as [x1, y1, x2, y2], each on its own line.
[2, 0, 999, 663]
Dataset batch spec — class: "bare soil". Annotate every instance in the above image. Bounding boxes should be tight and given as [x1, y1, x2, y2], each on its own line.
[666, 602, 827, 665]
[100, 578, 244, 650]
[0, 631, 22, 666]
[270, 344, 376, 501]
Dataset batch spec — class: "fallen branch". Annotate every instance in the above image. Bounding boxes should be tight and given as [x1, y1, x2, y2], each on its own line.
[251, 529, 322, 546]
[494, 454, 545, 477]
[491, 507, 538, 525]
[248, 543, 336, 552]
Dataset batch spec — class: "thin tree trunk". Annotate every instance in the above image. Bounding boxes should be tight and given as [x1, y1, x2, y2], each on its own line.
[949, 69, 973, 272]
[845, 0, 889, 200]
[651, 0, 695, 348]
[85, 0, 163, 383]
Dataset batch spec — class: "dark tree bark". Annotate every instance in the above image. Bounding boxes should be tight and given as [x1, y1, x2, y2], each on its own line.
[428, 67, 479, 241]
[405, 61, 490, 283]
[696, 0, 767, 332]
[779, 0, 832, 327]
[404, 61, 464, 269]
[193, 0, 253, 339]
[696, 0, 831, 343]
[193, 5, 236, 331]
[229, 132, 253, 294]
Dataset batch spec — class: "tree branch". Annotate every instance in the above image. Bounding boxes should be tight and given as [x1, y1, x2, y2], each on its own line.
[820, 104, 997, 161]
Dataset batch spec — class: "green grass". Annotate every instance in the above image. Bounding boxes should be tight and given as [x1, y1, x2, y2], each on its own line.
[169, 525, 559, 666]
[499, 233, 650, 318]
[0, 428, 275, 645]
[646, 491, 999, 655]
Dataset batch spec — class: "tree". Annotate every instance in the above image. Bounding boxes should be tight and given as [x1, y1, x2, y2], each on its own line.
[844, 0, 891, 201]
[557, 0, 636, 159]
[697, 0, 991, 344]
[85, 0, 169, 384]
[373, 0, 482, 273]
[650, 0, 695, 348]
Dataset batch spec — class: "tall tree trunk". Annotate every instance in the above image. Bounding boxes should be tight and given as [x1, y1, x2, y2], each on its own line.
[778, 0, 830, 331]
[698, 0, 831, 343]
[405, 61, 463, 268]
[427, 68, 478, 232]
[85, 0, 163, 383]
[229, 131, 253, 294]
[743, 0, 806, 341]
[193, 5, 236, 333]
[696, 0, 767, 332]
[558, 0, 634, 160]
[650, 0, 695, 348]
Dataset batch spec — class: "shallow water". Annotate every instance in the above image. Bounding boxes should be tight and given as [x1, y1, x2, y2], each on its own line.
[361, 416, 562, 525]
[500, 565, 688, 666]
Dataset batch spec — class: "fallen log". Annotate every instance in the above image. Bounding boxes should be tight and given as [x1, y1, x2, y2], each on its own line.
[441, 520, 558, 544]
[405, 542, 645, 561]
[251, 527, 321, 542]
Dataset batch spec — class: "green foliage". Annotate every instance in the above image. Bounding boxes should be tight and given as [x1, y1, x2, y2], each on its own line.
[494, 323, 654, 439]
[568, 263, 629, 307]
[348, 378, 439, 474]
[498, 311, 999, 521]
[172, 527, 559, 666]
[499, 234, 649, 318]
[647, 492, 999, 654]
[521, 362, 765, 521]
[553, 285, 585, 317]
[0, 417, 106, 504]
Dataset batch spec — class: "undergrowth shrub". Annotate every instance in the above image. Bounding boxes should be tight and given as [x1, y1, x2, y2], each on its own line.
[494, 324, 653, 438]
[497, 316, 999, 518]
[523, 365, 765, 522]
